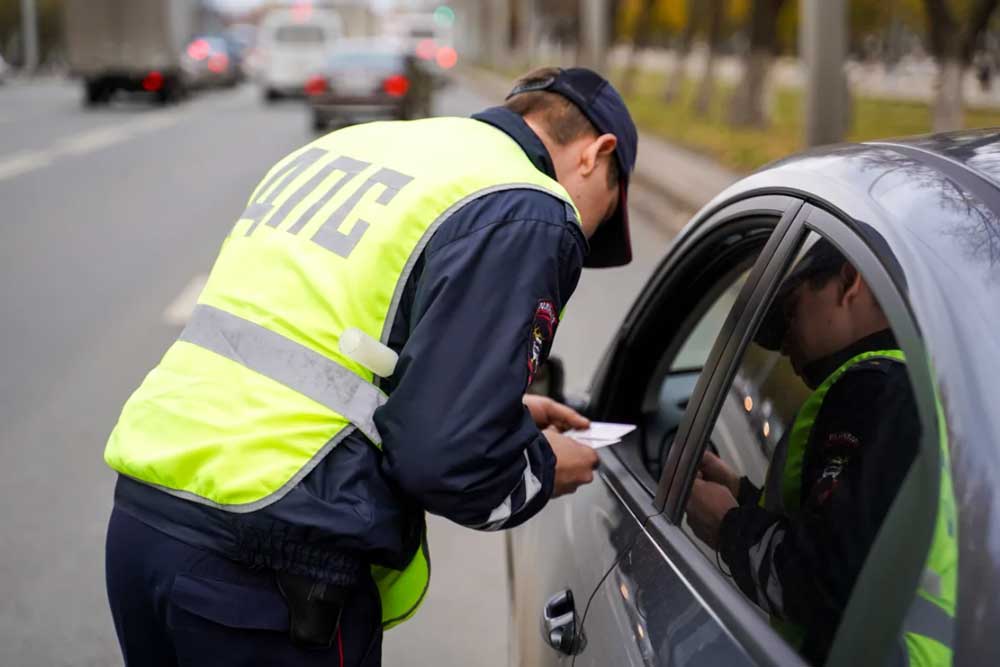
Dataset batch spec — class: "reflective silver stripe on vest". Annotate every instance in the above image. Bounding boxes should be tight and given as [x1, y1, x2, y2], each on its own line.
[903, 594, 954, 648]
[180, 304, 386, 444]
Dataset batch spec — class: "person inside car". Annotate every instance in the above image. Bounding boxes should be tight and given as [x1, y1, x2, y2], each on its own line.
[686, 239, 920, 664]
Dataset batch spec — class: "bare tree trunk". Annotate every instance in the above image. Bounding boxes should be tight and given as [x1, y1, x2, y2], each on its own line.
[693, 0, 725, 115]
[664, 0, 700, 102]
[934, 58, 966, 131]
[622, 0, 656, 96]
[729, 0, 784, 127]
[729, 51, 773, 125]
[923, 0, 1000, 132]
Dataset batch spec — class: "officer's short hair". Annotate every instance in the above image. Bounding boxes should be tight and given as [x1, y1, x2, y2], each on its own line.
[505, 67, 620, 190]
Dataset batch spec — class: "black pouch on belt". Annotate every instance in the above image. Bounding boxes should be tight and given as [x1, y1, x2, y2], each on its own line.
[276, 572, 353, 648]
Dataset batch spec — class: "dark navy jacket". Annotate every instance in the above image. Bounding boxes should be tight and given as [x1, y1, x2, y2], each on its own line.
[114, 107, 589, 585]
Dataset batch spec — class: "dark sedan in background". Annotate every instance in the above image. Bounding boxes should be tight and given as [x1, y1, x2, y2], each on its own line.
[511, 131, 1000, 666]
[181, 36, 242, 90]
[304, 39, 433, 132]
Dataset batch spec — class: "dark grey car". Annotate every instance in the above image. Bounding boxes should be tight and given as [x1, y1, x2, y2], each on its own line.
[509, 131, 1000, 666]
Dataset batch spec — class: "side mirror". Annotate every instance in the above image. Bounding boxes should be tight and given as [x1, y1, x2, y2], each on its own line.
[527, 356, 566, 405]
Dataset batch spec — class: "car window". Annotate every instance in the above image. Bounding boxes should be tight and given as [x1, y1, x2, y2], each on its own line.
[275, 25, 326, 44]
[681, 230, 923, 666]
[639, 264, 755, 481]
[327, 52, 404, 70]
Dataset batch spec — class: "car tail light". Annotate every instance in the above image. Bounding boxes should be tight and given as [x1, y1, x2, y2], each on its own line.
[304, 75, 328, 96]
[142, 71, 164, 92]
[435, 46, 458, 70]
[187, 39, 210, 61]
[415, 39, 437, 60]
[383, 75, 409, 97]
[207, 53, 229, 74]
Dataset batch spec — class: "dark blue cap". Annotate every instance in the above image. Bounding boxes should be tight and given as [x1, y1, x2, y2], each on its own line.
[755, 239, 848, 351]
[507, 67, 638, 267]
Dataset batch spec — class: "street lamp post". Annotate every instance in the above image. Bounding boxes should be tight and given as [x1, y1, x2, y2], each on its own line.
[20, 0, 39, 74]
[580, 0, 609, 71]
[800, 0, 848, 146]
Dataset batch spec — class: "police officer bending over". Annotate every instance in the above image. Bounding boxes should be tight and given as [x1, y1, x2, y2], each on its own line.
[103, 67, 638, 666]
[686, 241, 922, 665]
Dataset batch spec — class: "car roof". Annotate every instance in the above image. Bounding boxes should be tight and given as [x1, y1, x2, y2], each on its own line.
[697, 128, 1000, 510]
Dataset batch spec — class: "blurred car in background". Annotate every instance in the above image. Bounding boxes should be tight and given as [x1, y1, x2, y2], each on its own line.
[256, 6, 343, 102]
[304, 39, 432, 132]
[223, 22, 257, 76]
[384, 9, 459, 85]
[63, 0, 197, 106]
[182, 36, 241, 89]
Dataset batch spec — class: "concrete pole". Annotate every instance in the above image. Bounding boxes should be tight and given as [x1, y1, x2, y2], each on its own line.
[489, 0, 512, 70]
[580, 0, 609, 71]
[800, 0, 848, 146]
[20, 0, 39, 73]
[516, 0, 539, 67]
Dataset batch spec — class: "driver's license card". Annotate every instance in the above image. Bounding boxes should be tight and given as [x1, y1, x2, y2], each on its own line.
[564, 422, 637, 449]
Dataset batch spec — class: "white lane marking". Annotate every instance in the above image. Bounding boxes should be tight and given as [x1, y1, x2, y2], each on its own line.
[163, 274, 209, 326]
[130, 112, 182, 133]
[58, 126, 132, 155]
[0, 110, 184, 182]
[0, 149, 54, 181]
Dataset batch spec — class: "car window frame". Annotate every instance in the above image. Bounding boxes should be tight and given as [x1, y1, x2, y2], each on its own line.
[653, 201, 807, 510]
[654, 201, 942, 667]
[588, 194, 804, 498]
[601, 197, 811, 667]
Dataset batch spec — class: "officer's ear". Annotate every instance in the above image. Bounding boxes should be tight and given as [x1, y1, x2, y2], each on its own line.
[838, 263, 863, 306]
[580, 133, 617, 179]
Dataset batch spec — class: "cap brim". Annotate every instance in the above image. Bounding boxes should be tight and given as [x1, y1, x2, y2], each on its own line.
[584, 182, 632, 268]
[754, 274, 804, 351]
[754, 298, 787, 351]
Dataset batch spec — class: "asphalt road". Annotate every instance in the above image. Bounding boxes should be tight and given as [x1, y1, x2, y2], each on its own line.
[0, 75, 683, 666]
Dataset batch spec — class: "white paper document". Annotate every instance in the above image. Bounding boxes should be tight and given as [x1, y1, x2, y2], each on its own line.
[564, 422, 637, 449]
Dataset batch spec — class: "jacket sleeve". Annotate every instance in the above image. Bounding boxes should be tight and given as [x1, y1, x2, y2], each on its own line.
[374, 196, 585, 531]
[718, 367, 919, 644]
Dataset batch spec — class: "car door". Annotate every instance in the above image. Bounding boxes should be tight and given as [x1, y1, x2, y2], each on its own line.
[579, 202, 951, 666]
[568, 195, 806, 667]
[507, 194, 803, 666]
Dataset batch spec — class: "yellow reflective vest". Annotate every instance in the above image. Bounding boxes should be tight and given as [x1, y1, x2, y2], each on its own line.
[762, 350, 957, 665]
[105, 117, 580, 628]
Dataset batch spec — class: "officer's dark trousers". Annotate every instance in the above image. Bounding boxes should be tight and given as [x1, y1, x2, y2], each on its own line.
[106, 508, 382, 666]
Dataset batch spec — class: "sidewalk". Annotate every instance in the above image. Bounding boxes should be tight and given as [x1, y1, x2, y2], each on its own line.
[456, 66, 741, 215]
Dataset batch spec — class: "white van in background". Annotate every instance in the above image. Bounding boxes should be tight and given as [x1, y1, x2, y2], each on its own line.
[256, 7, 343, 102]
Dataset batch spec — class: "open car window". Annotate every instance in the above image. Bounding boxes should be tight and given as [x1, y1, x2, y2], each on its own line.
[589, 207, 790, 494]
[640, 263, 756, 482]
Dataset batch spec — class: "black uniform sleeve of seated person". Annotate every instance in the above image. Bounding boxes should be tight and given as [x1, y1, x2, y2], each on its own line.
[719, 363, 920, 662]
[375, 192, 585, 531]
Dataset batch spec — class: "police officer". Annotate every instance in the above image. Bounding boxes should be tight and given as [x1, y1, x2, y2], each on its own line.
[686, 240, 953, 665]
[103, 67, 638, 666]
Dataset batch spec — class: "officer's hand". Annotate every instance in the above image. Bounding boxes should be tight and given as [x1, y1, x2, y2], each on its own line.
[700, 451, 741, 498]
[524, 395, 590, 432]
[686, 478, 738, 550]
[545, 428, 599, 497]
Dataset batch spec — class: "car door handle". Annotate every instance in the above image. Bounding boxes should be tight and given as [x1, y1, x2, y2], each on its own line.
[542, 588, 586, 655]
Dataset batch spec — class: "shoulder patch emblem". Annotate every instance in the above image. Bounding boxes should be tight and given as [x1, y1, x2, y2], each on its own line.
[527, 299, 559, 386]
